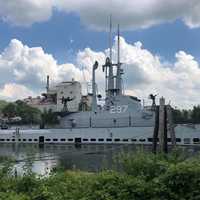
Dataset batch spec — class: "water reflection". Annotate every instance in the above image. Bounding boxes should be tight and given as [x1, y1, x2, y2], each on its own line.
[0, 143, 200, 175]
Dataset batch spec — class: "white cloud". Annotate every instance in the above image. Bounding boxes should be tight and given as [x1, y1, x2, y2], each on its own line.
[56, 0, 200, 30]
[1, 39, 84, 84]
[0, 0, 200, 29]
[113, 37, 200, 108]
[76, 36, 200, 109]
[0, 83, 37, 100]
[1, 37, 200, 108]
[0, 0, 54, 26]
[0, 39, 86, 100]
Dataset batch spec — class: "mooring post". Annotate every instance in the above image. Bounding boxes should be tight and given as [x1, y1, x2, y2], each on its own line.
[166, 105, 176, 148]
[153, 106, 159, 153]
[164, 106, 168, 153]
[158, 97, 167, 152]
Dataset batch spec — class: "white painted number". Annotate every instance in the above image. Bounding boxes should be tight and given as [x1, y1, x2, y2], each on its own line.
[110, 105, 128, 114]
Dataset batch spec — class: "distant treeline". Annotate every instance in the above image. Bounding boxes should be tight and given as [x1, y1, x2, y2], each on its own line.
[172, 106, 200, 124]
[0, 100, 58, 125]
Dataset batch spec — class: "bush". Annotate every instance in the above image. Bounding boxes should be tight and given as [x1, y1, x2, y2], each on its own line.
[1, 151, 200, 200]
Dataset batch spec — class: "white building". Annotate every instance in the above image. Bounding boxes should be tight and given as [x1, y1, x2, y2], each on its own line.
[24, 80, 82, 113]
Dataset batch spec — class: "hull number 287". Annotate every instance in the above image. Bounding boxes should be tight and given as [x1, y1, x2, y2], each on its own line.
[110, 105, 128, 114]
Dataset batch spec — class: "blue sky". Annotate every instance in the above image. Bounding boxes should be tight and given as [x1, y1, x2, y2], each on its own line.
[1, 0, 200, 108]
[1, 10, 200, 64]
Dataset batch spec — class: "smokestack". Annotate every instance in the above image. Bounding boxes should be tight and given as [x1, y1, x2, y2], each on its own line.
[46, 75, 49, 92]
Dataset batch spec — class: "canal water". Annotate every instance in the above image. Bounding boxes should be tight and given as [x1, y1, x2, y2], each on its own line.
[0, 143, 200, 175]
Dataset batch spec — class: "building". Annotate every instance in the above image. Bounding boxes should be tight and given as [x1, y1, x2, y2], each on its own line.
[24, 79, 83, 113]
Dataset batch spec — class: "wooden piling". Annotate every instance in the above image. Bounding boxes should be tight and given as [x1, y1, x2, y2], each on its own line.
[153, 106, 159, 153]
[153, 97, 177, 153]
[158, 97, 165, 152]
[163, 106, 168, 153]
[166, 105, 176, 148]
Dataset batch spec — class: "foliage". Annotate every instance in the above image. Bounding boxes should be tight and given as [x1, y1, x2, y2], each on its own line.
[0, 156, 14, 178]
[191, 105, 200, 124]
[2, 103, 17, 118]
[2, 100, 41, 124]
[0, 100, 9, 111]
[1, 100, 59, 125]
[172, 105, 200, 124]
[1, 151, 200, 199]
[41, 109, 59, 125]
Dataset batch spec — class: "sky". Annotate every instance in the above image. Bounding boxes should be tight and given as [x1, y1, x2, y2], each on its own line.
[0, 0, 200, 108]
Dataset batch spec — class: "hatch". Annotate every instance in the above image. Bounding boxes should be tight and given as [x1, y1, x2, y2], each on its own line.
[75, 138, 81, 144]
[39, 136, 44, 144]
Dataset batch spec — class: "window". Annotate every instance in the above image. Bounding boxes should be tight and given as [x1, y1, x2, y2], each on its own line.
[149, 138, 159, 142]
[6, 139, 10, 141]
[106, 138, 112, 142]
[90, 138, 96, 142]
[114, 138, 120, 142]
[0, 139, 5, 141]
[139, 139, 145, 142]
[12, 139, 15, 142]
[28, 139, 32, 142]
[123, 139, 128, 142]
[176, 138, 181, 142]
[46, 139, 51, 142]
[23, 139, 26, 141]
[184, 138, 190, 144]
[193, 138, 199, 143]
[167, 138, 172, 142]
[131, 139, 137, 142]
[68, 138, 73, 142]
[98, 138, 104, 142]
[60, 138, 66, 142]
[34, 139, 38, 142]
[53, 139, 58, 141]
[83, 138, 88, 141]
[18, 139, 21, 141]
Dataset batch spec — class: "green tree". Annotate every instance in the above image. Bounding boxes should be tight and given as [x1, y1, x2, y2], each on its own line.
[2, 103, 16, 118]
[2, 101, 41, 124]
[0, 100, 8, 111]
[191, 105, 200, 124]
[172, 108, 183, 124]
[41, 109, 59, 126]
[15, 100, 41, 124]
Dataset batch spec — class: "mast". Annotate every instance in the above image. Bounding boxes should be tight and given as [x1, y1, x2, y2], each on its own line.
[109, 15, 112, 63]
[107, 15, 114, 96]
[92, 61, 98, 112]
[116, 24, 122, 95]
[117, 24, 120, 64]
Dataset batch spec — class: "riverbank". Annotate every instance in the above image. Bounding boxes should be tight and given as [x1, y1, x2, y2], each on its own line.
[0, 150, 200, 200]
